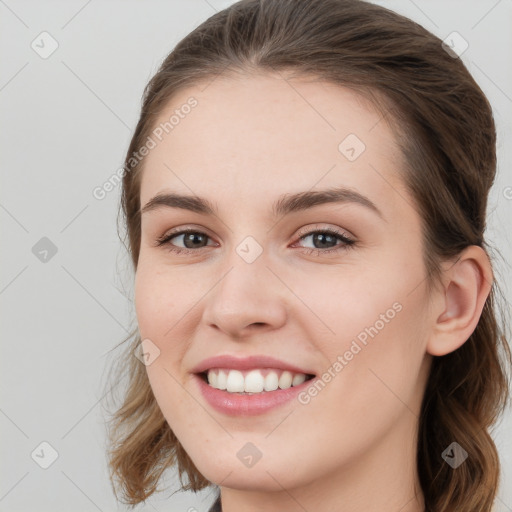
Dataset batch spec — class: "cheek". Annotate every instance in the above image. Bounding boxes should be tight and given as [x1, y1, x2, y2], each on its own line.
[134, 263, 203, 401]
[134, 266, 186, 401]
[305, 255, 430, 403]
[293, 264, 419, 353]
[134, 264, 183, 339]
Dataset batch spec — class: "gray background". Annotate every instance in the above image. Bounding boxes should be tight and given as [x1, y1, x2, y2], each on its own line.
[1, 1, 511, 511]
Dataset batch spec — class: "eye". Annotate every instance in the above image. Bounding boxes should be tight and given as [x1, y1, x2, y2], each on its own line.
[155, 225, 356, 257]
[292, 226, 356, 256]
[155, 228, 216, 255]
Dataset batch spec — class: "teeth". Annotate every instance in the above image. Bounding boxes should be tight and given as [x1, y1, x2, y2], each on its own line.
[226, 370, 245, 392]
[292, 373, 306, 386]
[278, 370, 293, 389]
[245, 370, 265, 393]
[264, 372, 279, 392]
[207, 370, 218, 388]
[217, 370, 228, 390]
[206, 368, 310, 394]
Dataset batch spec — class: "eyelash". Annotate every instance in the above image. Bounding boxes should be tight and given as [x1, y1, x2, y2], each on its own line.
[155, 226, 356, 257]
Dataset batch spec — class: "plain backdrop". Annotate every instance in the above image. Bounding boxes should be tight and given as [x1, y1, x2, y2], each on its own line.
[1, 1, 511, 511]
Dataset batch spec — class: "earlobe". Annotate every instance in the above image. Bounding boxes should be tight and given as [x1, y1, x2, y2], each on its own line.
[426, 246, 493, 357]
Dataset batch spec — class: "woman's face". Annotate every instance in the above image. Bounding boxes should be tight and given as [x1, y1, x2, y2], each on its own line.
[135, 73, 433, 493]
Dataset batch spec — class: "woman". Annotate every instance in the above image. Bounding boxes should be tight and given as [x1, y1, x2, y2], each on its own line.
[106, 0, 511, 510]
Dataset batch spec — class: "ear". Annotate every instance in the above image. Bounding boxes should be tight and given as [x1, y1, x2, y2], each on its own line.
[426, 246, 493, 357]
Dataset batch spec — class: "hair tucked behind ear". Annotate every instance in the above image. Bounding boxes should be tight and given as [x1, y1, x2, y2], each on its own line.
[105, 0, 512, 509]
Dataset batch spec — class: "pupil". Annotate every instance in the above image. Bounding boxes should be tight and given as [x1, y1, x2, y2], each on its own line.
[184, 233, 205, 249]
[314, 233, 335, 249]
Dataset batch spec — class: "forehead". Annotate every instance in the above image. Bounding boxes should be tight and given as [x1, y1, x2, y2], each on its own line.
[139, 73, 410, 218]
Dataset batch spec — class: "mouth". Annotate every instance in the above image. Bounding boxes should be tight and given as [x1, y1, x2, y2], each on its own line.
[196, 368, 316, 395]
[191, 354, 318, 415]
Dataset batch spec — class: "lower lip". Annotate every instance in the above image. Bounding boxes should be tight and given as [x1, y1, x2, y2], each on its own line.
[194, 374, 314, 416]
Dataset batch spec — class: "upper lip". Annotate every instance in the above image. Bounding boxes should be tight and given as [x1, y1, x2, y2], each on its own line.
[191, 354, 315, 375]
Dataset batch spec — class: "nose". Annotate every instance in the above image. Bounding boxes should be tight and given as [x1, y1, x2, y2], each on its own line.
[202, 256, 289, 339]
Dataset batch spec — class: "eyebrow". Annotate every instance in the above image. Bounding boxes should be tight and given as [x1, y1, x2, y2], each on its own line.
[140, 186, 384, 220]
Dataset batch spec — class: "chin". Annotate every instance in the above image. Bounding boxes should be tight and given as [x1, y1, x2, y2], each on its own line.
[192, 451, 306, 492]
[207, 469, 294, 492]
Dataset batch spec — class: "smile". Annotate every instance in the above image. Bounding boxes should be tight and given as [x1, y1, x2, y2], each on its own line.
[201, 368, 315, 394]
[191, 354, 317, 415]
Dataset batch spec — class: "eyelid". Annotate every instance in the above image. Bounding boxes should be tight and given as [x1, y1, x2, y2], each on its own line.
[154, 224, 217, 246]
[295, 223, 355, 241]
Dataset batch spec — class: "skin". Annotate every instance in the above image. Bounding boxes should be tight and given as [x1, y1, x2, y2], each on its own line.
[134, 73, 492, 512]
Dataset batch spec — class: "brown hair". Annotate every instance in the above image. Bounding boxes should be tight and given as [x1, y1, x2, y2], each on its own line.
[105, 0, 512, 510]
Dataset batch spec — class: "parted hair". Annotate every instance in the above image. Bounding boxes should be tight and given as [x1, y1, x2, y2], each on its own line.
[105, 1, 512, 510]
